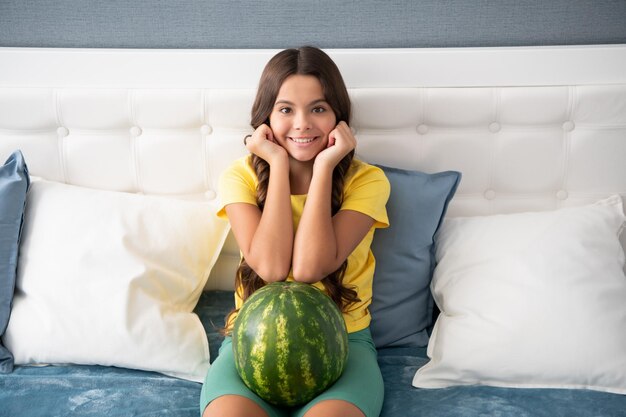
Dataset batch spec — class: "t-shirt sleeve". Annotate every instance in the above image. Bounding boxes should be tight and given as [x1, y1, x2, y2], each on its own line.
[216, 158, 258, 220]
[340, 163, 390, 229]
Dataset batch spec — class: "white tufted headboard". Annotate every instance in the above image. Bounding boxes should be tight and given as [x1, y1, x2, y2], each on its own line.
[1, 45, 625, 289]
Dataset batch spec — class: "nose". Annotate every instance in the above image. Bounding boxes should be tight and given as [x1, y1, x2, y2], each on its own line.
[294, 111, 312, 130]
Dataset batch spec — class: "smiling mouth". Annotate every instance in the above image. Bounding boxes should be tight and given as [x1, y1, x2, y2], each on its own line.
[289, 136, 318, 144]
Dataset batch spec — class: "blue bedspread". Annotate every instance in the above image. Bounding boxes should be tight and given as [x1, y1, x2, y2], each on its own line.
[1, 291, 624, 417]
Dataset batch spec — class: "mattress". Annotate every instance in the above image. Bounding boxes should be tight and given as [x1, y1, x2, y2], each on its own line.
[2, 291, 624, 417]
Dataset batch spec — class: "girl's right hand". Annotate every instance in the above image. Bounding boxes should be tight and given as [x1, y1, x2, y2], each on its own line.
[245, 124, 287, 165]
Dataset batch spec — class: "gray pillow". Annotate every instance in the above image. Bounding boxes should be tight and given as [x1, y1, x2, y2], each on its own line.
[370, 165, 460, 348]
[0, 150, 30, 373]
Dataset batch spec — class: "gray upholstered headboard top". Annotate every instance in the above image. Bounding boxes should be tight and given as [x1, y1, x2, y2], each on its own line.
[1, 45, 625, 288]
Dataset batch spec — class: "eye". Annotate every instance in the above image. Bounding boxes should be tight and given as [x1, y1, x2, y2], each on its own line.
[312, 106, 326, 114]
[279, 107, 292, 114]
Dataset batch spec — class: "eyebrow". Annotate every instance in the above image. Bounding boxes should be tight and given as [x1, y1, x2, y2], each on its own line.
[274, 98, 328, 107]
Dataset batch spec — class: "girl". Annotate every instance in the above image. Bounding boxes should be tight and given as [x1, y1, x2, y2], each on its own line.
[201, 46, 390, 417]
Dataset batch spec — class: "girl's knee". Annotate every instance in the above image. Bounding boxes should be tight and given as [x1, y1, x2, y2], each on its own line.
[302, 399, 365, 417]
[202, 394, 269, 417]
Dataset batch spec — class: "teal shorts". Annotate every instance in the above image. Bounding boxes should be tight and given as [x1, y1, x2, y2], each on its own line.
[200, 327, 384, 417]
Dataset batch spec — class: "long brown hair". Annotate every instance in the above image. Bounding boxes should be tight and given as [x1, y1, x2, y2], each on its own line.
[228, 46, 359, 330]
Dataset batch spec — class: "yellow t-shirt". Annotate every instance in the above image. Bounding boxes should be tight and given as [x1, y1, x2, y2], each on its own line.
[217, 155, 390, 333]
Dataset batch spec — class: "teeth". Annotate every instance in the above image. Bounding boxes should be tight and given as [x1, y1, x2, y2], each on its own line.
[291, 137, 315, 143]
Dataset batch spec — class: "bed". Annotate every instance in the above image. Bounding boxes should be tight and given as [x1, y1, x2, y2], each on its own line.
[1, 45, 625, 417]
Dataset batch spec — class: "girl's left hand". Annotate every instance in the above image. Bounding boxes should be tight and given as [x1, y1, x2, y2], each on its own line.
[315, 121, 356, 169]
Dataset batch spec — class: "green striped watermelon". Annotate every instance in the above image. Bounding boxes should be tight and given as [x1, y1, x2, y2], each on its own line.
[232, 281, 348, 406]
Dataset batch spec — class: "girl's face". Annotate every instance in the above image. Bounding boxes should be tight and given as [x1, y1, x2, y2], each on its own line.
[269, 74, 337, 163]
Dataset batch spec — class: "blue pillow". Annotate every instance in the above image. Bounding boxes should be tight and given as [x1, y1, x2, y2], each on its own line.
[0, 150, 30, 373]
[370, 165, 460, 348]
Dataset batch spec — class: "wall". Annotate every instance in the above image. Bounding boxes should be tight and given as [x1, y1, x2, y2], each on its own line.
[1, 0, 626, 49]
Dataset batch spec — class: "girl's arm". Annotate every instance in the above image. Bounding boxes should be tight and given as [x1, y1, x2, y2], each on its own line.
[225, 125, 293, 282]
[292, 122, 375, 283]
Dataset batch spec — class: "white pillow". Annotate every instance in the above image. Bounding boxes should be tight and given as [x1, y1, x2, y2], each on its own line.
[413, 195, 626, 394]
[3, 180, 229, 382]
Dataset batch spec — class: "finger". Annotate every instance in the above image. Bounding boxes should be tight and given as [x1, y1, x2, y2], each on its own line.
[334, 122, 350, 139]
[257, 124, 272, 141]
[338, 122, 356, 145]
[327, 129, 336, 147]
[332, 125, 356, 153]
[341, 123, 354, 140]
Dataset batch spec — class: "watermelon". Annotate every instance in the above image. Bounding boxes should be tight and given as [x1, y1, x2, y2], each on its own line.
[232, 281, 349, 406]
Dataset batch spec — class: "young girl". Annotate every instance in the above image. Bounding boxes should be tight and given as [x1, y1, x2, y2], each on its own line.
[201, 46, 390, 417]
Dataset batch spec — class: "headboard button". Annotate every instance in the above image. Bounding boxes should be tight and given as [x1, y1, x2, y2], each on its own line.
[484, 189, 496, 200]
[205, 190, 217, 200]
[201, 125, 213, 135]
[489, 122, 501, 133]
[562, 121, 575, 132]
[556, 190, 568, 200]
[57, 127, 69, 137]
[130, 126, 143, 136]
[416, 124, 429, 135]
